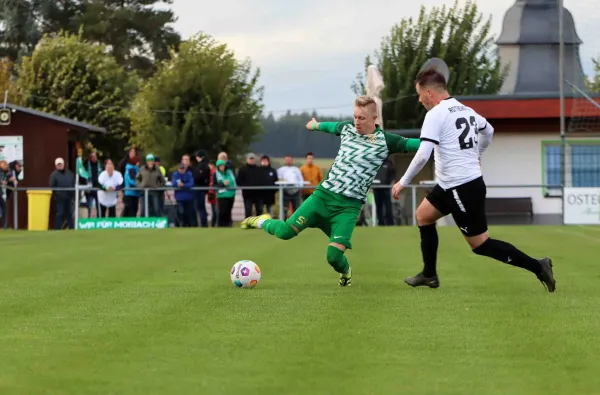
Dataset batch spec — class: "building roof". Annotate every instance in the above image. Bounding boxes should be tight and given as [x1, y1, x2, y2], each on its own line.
[456, 93, 600, 119]
[5, 103, 106, 133]
[497, 0, 581, 45]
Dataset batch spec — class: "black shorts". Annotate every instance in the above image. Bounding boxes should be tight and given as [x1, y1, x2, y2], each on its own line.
[425, 176, 487, 236]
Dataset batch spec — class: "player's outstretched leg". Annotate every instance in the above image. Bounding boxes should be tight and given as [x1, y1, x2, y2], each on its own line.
[242, 214, 300, 241]
[240, 214, 271, 229]
[472, 238, 556, 292]
[327, 245, 352, 286]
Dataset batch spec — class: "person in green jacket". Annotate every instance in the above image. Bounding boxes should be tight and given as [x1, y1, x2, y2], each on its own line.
[212, 159, 236, 227]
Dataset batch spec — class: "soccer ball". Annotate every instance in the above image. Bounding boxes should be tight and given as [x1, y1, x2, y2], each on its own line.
[230, 260, 261, 288]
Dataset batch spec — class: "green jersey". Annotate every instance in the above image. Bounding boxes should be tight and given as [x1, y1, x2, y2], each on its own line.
[314, 121, 420, 202]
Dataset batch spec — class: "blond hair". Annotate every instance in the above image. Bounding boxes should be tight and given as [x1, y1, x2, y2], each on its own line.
[355, 95, 377, 108]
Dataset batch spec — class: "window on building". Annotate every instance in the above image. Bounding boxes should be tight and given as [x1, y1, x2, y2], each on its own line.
[543, 141, 600, 196]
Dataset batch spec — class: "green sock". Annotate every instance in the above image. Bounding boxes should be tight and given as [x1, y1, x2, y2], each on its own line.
[262, 219, 297, 240]
[326, 245, 350, 274]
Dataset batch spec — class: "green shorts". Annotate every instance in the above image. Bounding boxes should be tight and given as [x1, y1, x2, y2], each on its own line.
[287, 187, 362, 249]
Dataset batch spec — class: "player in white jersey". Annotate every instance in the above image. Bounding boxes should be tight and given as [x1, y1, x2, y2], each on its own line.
[392, 68, 556, 292]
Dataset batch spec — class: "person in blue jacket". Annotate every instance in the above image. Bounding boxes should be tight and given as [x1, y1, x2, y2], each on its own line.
[122, 157, 141, 217]
[171, 162, 195, 227]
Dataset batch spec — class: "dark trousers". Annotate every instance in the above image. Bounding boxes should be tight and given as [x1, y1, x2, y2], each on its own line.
[373, 188, 394, 226]
[122, 195, 139, 217]
[217, 197, 234, 227]
[283, 192, 300, 220]
[140, 193, 160, 217]
[243, 196, 263, 217]
[55, 199, 74, 230]
[210, 204, 217, 227]
[99, 204, 117, 218]
[177, 199, 195, 227]
[86, 191, 99, 217]
[195, 190, 208, 227]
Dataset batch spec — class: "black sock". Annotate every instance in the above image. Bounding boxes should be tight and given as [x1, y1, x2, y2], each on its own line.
[419, 224, 439, 277]
[473, 238, 541, 275]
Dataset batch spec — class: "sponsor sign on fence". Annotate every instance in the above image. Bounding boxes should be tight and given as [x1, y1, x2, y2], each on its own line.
[77, 217, 169, 230]
[563, 188, 600, 224]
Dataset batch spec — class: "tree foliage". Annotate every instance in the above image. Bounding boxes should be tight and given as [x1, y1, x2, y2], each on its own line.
[0, 58, 20, 103]
[586, 56, 600, 92]
[129, 33, 264, 165]
[352, 0, 506, 129]
[0, 0, 180, 76]
[16, 31, 138, 156]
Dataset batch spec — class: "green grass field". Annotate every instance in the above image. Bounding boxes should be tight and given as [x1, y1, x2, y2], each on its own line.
[2, 225, 600, 394]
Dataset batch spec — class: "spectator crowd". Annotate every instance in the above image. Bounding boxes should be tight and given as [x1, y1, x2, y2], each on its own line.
[43, 148, 336, 230]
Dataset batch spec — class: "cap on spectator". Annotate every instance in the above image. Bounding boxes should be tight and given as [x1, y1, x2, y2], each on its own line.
[216, 159, 226, 167]
[55, 157, 64, 165]
[146, 153, 155, 161]
[154, 156, 161, 162]
[195, 150, 206, 158]
[246, 152, 256, 159]
[178, 162, 186, 169]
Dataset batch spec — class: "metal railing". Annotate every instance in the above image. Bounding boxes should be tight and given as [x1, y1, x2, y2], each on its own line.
[1, 183, 556, 230]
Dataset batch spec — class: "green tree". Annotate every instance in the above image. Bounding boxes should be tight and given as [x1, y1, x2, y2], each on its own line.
[130, 33, 264, 165]
[0, 0, 180, 77]
[353, 0, 506, 129]
[16, 31, 138, 156]
[586, 56, 600, 92]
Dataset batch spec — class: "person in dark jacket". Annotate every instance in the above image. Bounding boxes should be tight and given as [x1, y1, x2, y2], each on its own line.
[373, 158, 396, 226]
[193, 150, 211, 227]
[171, 162, 195, 227]
[237, 153, 264, 218]
[260, 155, 278, 216]
[0, 160, 9, 228]
[49, 157, 75, 230]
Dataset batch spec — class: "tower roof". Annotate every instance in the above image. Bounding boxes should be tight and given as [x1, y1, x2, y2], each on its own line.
[497, 0, 582, 45]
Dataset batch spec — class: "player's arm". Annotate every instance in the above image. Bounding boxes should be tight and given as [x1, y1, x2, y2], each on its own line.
[476, 114, 494, 156]
[383, 133, 421, 153]
[398, 111, 441, 187]
[306, 118, 349, 136]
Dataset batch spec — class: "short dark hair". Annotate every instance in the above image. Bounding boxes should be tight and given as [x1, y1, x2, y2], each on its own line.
[305, 152, 314, 158]
[415, 68, 447, 90]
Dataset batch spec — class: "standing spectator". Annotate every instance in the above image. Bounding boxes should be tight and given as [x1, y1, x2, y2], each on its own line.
[136, 153, 165, 217]
[213, 159, 236, 227]
[373, 158, 396, 226]
[171, 162, 195, 227]
[277, 154, 304, 219]
[300, 152, 323, 200]
[3, 160, 20, 228]
[155, 156, 167, 215]
[180, 154, 197, 226]
[193, 150, 211, 227]
[122, 157, 140, 217]
[207, 161, 218, 227]
[118, 148, 137, 181]
[218, 151, 235, 172]
[0, 160, 8, 228]
[260, 155, 278, 216]
[97, 159, 123, 218]
[84, 152, 103, 218]
[237, 153, 264, 219]
[50, 157, 75, 230]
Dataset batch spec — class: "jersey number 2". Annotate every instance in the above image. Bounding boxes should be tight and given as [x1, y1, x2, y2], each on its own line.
[456, 116, 478, 150]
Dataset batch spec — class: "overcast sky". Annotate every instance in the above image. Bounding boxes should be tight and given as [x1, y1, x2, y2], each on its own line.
[171, 0, 598, 117]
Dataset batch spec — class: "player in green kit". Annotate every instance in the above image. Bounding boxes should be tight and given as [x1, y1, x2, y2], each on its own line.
[241, 95, 420, 286]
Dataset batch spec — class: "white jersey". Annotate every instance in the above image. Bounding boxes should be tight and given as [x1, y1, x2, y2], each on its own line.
[420, 97, 491, 189]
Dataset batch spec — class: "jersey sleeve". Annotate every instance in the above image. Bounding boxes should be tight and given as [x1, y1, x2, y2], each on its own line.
[383, 133, 421, 153]
[317, 121, 352, 136]
[474, 113, 493, 136]
[420, 110, 443, 144]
